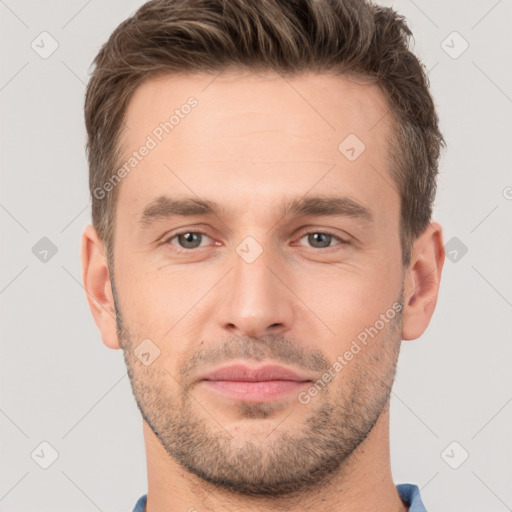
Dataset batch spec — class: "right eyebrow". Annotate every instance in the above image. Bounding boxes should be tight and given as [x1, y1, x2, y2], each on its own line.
[137, 196, 227, 228]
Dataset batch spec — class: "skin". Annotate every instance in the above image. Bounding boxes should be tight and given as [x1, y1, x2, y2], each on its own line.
[82, 70, 445, 512]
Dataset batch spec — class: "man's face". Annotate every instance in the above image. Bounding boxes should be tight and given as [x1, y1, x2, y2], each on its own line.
[112, 70, 405, 495]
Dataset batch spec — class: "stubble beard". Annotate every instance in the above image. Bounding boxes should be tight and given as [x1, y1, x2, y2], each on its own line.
[113, 279, 403, 497]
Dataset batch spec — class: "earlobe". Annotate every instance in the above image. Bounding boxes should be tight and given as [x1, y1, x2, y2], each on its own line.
[81, 225, 121, 350]
[402, 222, 445, 341]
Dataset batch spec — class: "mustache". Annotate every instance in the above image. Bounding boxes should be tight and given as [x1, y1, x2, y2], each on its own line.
[179, 335, 330, 377]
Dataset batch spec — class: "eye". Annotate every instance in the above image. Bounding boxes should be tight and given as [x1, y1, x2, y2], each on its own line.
[162, 229, 348, 251]
[165, 231, 212, 249]
[297, 231, 348, 249]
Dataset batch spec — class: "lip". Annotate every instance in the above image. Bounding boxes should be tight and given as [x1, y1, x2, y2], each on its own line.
[199, 364, 312, 402]
[202, 364, 310, 382]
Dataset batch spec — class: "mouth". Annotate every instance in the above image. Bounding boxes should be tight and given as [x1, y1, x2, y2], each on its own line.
[199, 364, 312, 402]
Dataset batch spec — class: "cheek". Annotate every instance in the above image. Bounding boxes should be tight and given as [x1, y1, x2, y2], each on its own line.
[116, 263, 218, 338]
[294, 265, 393, 324]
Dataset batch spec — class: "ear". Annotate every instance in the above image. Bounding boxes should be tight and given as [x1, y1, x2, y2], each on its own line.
[81, 224, 121, 349]
[402, 221, 445, 340]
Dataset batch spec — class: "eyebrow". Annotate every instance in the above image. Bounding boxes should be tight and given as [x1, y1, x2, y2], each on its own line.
[137, 195, 373, 228]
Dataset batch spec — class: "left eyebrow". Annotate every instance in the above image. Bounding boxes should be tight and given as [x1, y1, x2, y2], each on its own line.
[281, 195, 373, 223]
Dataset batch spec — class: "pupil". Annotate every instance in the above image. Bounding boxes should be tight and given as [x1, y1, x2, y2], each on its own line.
[180, 233, 200, 248]
[309, 233, 330, 248]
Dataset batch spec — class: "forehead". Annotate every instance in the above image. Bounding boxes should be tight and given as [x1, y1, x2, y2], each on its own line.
[121, 70, 392, 157]
[116, 70, 397, 224]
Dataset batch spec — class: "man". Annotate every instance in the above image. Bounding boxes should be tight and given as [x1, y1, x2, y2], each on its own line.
[81, 0, 445, 510]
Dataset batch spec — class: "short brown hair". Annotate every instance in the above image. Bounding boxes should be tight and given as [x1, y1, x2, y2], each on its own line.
[85, 0, 444, 268]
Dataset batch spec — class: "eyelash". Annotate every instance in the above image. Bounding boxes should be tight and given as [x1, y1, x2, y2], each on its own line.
[163, 229, 350, 250]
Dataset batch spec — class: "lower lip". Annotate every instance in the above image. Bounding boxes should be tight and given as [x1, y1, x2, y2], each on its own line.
[201, 380, 310, 402]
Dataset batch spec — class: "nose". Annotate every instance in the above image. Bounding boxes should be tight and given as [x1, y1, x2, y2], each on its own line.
[216, 240, 294, 338]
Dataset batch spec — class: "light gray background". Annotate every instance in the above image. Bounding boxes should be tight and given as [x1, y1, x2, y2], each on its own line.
[1, 1, 511, 511]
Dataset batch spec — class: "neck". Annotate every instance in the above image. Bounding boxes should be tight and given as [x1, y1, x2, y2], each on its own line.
[142, 405, 407, 512]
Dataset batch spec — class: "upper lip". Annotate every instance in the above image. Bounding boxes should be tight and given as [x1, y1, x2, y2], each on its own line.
[200, 364, 312, 382]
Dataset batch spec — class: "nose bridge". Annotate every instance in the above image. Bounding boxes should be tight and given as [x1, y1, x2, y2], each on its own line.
[217, 234, 293, 337]
[234, 237, 273, 295]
